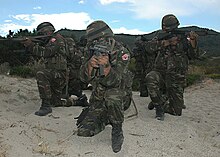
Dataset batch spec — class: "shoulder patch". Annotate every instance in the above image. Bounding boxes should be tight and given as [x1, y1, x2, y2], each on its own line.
[50, 38, 56, 42]
[122, 53, 129, 61]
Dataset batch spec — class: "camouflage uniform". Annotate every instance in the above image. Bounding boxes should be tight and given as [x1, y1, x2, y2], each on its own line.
[133, 36, 156, 97]
[24, 22, 68, 116]
[76, 20, 131, 153]
[65, 38, 84, 97]
[63, 37, 89, 107]
[122, 69, 134, 111]
[144, 14, 199, 120]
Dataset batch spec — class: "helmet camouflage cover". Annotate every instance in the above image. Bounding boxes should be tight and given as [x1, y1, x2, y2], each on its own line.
[162, 14, 180, 31]
[86, 20, 114, 41]
[36, 22, 55, 34]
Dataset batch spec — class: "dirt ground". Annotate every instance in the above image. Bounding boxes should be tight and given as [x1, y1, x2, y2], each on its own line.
[0, 74, 219, 157]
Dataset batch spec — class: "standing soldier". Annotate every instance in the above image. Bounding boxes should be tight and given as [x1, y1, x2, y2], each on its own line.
[76, 20, 132, 153]
[144, 14, 199, 120]
[22, 22, 68, 116]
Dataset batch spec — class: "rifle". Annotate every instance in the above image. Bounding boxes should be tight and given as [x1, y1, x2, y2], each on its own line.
[89, 44, 110, 77]
[157, 28, 218, 40]
[0, 35, 51, 43]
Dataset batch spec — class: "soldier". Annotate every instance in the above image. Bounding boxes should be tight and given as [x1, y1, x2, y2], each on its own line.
[76, 20, 132, 153]
[133, 36, 156, 97]
[22, 22, 68, 116]
[63, 37, 89, 107]
[144, 14, 199, 120]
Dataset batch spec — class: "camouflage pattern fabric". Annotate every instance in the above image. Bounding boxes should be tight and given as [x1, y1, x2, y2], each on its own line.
[36, 69, 66, 106]
[144, 33, 199, 116]
[133, 37, 156, 97]
[65, 37, 84, 97]
[31, 33, 68, 106]
[77, 39, 131, 137]
[121, 69, 134, 111]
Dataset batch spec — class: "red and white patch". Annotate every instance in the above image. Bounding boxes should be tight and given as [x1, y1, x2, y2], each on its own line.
[122, 53, 129, 61]
[50, 38, 56, 42]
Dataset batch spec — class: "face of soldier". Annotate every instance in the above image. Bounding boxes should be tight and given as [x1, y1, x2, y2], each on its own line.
[162, 25, 169, 32]
[37, 30, 53, 44]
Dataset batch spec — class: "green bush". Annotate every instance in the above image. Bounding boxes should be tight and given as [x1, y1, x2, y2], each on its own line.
[186, 74, 202, 86]
[128, 58, 136, 73]
[10, 66, 34, 78]
[132, 78, 140, 91]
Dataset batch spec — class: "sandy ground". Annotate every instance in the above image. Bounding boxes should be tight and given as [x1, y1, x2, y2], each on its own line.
[0, 74, 219, 157]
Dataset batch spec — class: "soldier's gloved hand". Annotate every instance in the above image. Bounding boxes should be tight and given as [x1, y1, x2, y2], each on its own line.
[87, 56, 99, 77]
[98, 55, 111, 76]
[188, 31, 198, 48]
[189, 31, 198, 40]
[21, 38, 33, 47]
[161, 39, 170, 47]
[98, 55, 109, 66]
[88, 56, 99, 68]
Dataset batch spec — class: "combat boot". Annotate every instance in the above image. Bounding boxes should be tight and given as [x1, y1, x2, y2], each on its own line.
[155, 105, 164, 121]
[163, 103, 183, 116]
[140, 91, 148, 97]
[74, 94, 89, 107]
[111, 123, 124, 153]
[35, 99, 52, 116]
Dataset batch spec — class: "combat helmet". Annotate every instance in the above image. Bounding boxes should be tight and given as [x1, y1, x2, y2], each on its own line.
[86, 20, 114, 41]
[36, 22, 55, 34]
[162, 14, 180, 32]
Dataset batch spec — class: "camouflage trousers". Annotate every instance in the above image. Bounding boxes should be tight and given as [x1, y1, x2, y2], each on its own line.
[145, 70, 185, 116]
[36, 69, 66, 106]
[77, 92, 124, 137]
[67, 78, 83, 97]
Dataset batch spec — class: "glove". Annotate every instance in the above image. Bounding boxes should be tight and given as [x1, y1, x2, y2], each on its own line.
[189, 31, 198, 40]
[87, 55, 111, 77]
[88, 56, 99, 68]
[188, 31, 198, 48]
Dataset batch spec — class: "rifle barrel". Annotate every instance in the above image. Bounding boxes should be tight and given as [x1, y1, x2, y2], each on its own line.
[173, 29, 218, 36]
[0, 35, 51, 42]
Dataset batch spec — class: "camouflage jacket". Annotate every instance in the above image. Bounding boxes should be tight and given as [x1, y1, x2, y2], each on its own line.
[143, 33, 199, 74]
[65, 37, 83, 78]
[31, 33, 67, 70]
[80, 39, 131, 100]
[133, 38, 156, 78]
